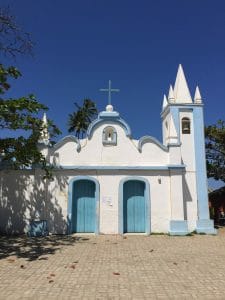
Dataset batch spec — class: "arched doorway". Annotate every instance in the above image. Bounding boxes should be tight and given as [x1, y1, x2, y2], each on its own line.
[68, 177, 99, 234]
[119, 177, 150, 234]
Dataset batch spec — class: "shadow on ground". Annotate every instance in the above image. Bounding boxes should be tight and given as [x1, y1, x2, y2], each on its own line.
[0, 235, 90, 261]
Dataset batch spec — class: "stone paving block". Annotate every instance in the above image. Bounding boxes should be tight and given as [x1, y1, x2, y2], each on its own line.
[0, 230, 225, 299]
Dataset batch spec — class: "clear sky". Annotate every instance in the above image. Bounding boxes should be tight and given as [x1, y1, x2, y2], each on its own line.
[2, 0, 225, 138]
[1, 0, 225, 187]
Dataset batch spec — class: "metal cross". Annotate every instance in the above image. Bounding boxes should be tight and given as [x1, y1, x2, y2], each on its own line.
[99, 80, 120, 105]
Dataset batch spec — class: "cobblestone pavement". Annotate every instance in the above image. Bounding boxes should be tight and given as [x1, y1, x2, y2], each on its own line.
[0, 229, 225, 299]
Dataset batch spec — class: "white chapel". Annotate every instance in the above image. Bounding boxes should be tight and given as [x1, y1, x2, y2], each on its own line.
[0, 65, 216, 235]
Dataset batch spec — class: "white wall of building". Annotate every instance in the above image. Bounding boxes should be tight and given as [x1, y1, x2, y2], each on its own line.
[0, 168, 187, 235]
[0, 112, 200, 235]
[51, 124, 169, 167]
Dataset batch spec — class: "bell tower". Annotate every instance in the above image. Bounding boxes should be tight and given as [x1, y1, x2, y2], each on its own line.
[161, 65, 215, 234]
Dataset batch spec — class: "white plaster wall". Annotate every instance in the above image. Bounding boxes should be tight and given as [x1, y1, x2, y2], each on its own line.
[170, 170, 185, 220]
[179, 111, 198, 231]
[63, 170, 171, 234]
[0, 170, 69, 234]
[148, 172, 171, 233]
[180, 112, 196, 171]
[0, 169, 173, 234]
[95, 171, 171, 234]
[0, 114, 198, 235]
[139, 143, 169, 164]
[168, 146, 182, 165]
[0, 171, 35, 234]
[96, 173, 119, 234]
[162, 112, 170, 146]
[51, 141, 78, 166]
[183, 172, 198, 231]
[52, 124, 168, 167]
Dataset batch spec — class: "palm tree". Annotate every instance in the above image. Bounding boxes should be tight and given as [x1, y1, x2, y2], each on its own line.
[68, 99, 98, 139]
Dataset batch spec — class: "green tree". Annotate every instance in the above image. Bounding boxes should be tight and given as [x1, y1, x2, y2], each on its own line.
[68, 99, 98, 138]
[0, 7, 60, 178]
[205, 120, 225, 182]
[0, 64, 60, 177]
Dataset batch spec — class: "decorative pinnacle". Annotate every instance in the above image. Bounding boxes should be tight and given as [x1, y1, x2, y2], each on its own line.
[167, 115, 178, 144]
[168, 85, 175, 103]
[162, 94, 168, 110]
[194, 86, 202, 103]
[39, 112, 49, 144]
[174, 64, 192, 103]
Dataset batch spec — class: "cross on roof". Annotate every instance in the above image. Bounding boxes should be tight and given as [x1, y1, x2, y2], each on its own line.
[99, 80, 120, 106]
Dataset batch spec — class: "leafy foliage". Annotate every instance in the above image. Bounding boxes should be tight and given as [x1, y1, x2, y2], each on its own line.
[205, 120, 225, 182]
[0, 64, 60, 177]
[0, 7, 60, 178]
[0, 7, 33, 58]
[68, 99, 98, 138]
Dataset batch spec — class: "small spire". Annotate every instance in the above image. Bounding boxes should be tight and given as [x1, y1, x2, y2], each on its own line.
[162, 94, 168, 110]
[174, 64, 192, 103]
[167, 115, 178, 144]
[194, 86, 202, 104]
[168, 85, 175, 103]
[39, 113, 50, 145]
[42, 112, 48, 125]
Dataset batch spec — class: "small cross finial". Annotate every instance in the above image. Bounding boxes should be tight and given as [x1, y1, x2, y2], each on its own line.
[100, 80, 120, 106]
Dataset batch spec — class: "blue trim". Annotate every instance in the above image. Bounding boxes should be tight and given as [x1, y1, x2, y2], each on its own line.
[138, 136, 168, 152]
[161, 104, 203, 120]
[50, 135, 81, 153]
[196, 220, 216, 234]
[99, 111, 120, 117]
[193, 107, 210, 220]
[168, 143, 182, 147]
[27, 220, 48, 237]
[0, 164, 186, 171]
[87, 112, 132, 139]
[170, 104, 203, 107]
[167, 165, 185, 170]
[58, 165, 186, 170]
[169, 220, 188, 235]
[67, 176, 100, 234]
[179, 108, 193, 112]
[119, 177, 150, 235]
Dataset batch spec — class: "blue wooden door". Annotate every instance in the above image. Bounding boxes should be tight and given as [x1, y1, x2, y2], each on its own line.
[72, 180, 96, 233]
[123, 180, 145, 233]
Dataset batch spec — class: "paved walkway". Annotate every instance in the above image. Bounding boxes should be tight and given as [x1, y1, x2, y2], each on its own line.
[0, 230, 225, 299]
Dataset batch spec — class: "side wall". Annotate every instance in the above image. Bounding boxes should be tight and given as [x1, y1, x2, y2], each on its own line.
[179, 111, 198, 231]
[0, 169, 189, 235]
[0, 170, 68, 234]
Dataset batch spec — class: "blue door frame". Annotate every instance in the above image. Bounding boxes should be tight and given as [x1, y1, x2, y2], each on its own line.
[123, 180, 146, 232]
[119, 177, 151, 234]
[68, 176, 100, 234]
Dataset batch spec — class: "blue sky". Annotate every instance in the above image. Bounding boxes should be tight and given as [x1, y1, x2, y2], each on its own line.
[1, 0, 225, 187]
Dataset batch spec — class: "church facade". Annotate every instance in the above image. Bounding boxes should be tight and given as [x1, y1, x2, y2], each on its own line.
[0, 65, 216, 235]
